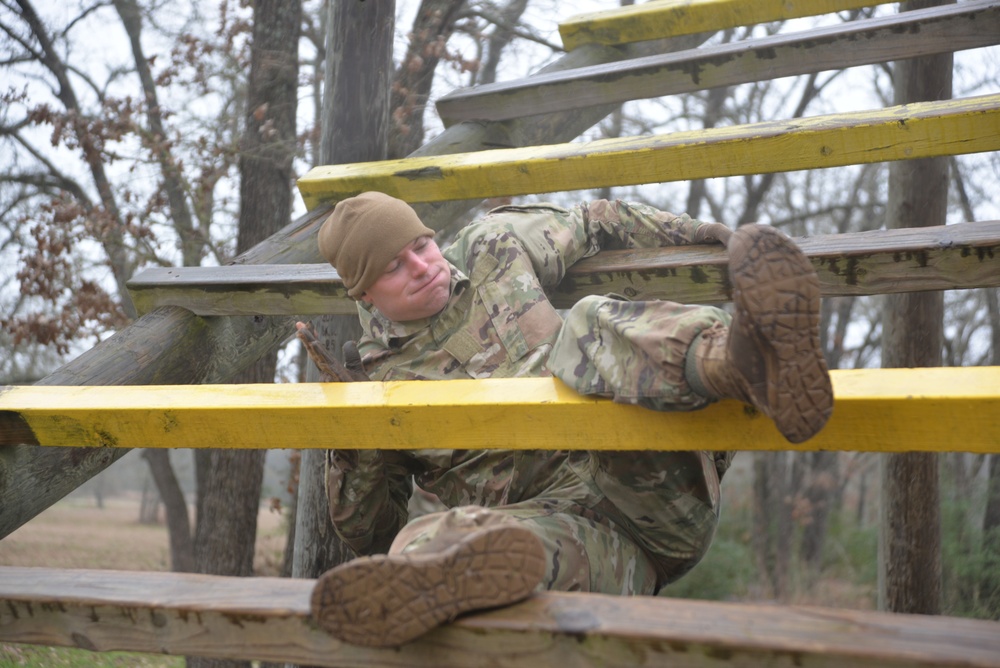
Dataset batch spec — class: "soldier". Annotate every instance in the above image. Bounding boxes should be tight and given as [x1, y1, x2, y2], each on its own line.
[305, 191, 832, 647]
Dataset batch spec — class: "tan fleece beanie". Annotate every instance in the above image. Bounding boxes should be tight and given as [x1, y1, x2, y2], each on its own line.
[318, 192, 435, 298]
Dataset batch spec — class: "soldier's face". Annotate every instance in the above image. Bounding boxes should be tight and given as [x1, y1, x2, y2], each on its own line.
[361, 236, 451, 322]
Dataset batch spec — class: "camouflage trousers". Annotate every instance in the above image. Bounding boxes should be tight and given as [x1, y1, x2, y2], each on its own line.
[386, 297, 733, 595]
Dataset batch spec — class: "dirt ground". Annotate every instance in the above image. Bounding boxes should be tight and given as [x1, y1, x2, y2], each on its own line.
[0, 494, 288, 574]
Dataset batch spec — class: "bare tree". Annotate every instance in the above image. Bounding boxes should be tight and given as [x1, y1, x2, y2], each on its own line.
[878, 0, 951, 617]
[1, 0, 135, 350]
[0, 0, 251, 561]
[111, 0, 205, 575]
[0, 0, 249, 355]
[471, 0, 531, 87]
[188, 0, 302, 664]
[389, 0, 468, 158]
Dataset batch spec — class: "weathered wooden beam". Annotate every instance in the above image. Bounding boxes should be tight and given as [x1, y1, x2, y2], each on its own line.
[555, 219, 1000, 307]
[128, 264, 354, 316]
[298, 94, 1000, 210]
[2, 368, 999, 453]
[125, 221, 1000, 316]
[440, 0, 1000, 124]
[0, 34, 710, 541]
[2, 566, 999, 667]
[559, 0, 890, 50]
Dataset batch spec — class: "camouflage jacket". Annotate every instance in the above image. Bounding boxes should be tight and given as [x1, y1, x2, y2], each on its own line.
[329, 200, 725, 555]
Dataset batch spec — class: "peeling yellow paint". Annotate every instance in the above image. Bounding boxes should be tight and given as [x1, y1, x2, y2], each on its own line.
[297, 95, 1000, 210]
[2, 368, 999, 453]
[559, 0, 889, 50]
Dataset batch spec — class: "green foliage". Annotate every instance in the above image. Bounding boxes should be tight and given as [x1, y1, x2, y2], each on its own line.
[649, 458, 1000, 618]
[940, 489, 1000, 620]
[663, 487, 882, 606]
[820, 511, 878, 586]
[662, 534, 756, 601]
[0, 644, 183, 668]
[979, 525, 1000, 619]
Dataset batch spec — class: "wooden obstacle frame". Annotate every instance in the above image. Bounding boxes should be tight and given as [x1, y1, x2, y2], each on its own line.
[2, 0, 1000, 665]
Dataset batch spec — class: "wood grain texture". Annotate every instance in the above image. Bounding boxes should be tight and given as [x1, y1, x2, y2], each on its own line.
[2, 367, 999, 453]
[1, 566, 999, 667]
[297, 94, 1000, 210]
[125, 221, 1000, 315]
[441, 1, 1000, 123]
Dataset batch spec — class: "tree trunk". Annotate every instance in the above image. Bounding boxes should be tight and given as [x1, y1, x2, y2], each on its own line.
[388, 0, 467, 159]
[188, 0, 301, 665]
[144, 449, 196, 572]
[280, 451, 300, 578]
[476, 0, 531, 87]
[983, 453, 1000, 616]
[981, 287, 1000, 616]
[291, 0, 396, 590]
[877, 0, 951, 616]
[752, 452, 793, 600]
[800, 451, 841, 575]
[113, 0, 203, 267]
[139, 476, 158, 524]
[93, 474, 105, 510]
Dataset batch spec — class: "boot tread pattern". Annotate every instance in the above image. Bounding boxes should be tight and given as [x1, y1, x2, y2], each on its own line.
[729, 224, 834, 443]
[310, 524, 546, 647]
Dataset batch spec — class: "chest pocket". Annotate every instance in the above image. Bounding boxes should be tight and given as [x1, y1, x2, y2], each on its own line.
[473, 254, 562, 368]
[479, 280, 530, 360]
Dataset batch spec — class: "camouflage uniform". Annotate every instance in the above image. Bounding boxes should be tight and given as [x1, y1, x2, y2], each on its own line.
[328, 200, 734, 595]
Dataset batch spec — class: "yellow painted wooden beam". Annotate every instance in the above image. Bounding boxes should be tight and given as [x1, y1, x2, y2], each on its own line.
[2, 368, 998, 453]
[296, 95, 1000, 210]
[559, 0, 889, 50]
[3, 566, 1000, 667]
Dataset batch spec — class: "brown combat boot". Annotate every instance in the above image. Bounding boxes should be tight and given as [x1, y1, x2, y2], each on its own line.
[690, 224, 833, 443]
[310, 511, 546, 647]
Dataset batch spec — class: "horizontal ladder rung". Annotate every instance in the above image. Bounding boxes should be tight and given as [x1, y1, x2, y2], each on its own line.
[124, 221, 1000, 316]
[2, 566, 998, 667]
[297, 95, 1000, 210]
[559, 0, 890, 50]
[440, 0, 1000, 124]
[2, 368, 999, 453]
[128, 263, 354, 316]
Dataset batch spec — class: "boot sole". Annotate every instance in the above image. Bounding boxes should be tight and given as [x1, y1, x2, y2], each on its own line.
[310, 524, 546, 647]
[728, 224, 833, 443]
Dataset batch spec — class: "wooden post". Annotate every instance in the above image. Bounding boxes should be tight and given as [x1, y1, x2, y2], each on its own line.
[291, 0, 396, 587]
[878, 0, 952, 616]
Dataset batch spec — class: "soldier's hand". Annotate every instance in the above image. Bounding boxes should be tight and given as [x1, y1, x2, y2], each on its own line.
[343, 340, 368, 380]
[692, 221, 733, 246]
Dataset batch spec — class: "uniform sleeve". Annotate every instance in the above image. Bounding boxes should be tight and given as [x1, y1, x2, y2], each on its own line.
[446, 200, 730, 289]
[325, 449, 413, 556]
